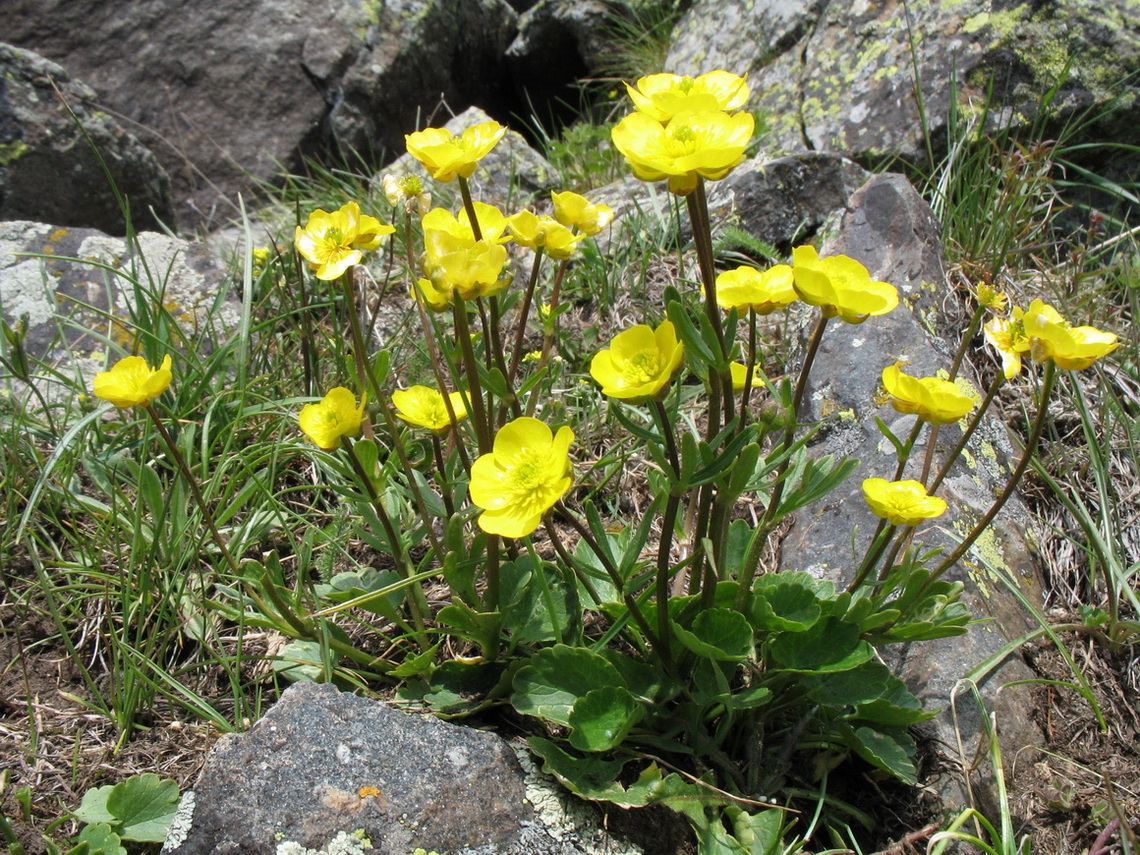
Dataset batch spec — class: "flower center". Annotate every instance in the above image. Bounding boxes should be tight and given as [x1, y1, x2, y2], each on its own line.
[623, 352, 661, 385]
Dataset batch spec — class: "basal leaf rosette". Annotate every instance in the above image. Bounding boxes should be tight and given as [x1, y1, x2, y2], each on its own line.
[590, 321, 685, 403]
[711, 264, 797, 315]
[862, 478, 947, 527]
[1020, 299, 1119, 370]
[404, 120, 506, 182]
[469, 417, 574, 538]
[626, 70, 750, 123]
[610, 109, 754, 196]
[92, 354, 173, 409]
[507, 210, 584, 259]
[791, 245, 898, 324]
[294, 201, 394, 280]
[550, 191, 614, 236]
[881, 364, 976, 424]
[298, 387, 366, 450]
[392, 386, 468, 434]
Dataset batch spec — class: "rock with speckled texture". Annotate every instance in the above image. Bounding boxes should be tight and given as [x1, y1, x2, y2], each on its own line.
[0, 220, 234, 405]
[0, 43, 173, 234]
[162, 682, 672, 855]
[667, 0, 1140, 165]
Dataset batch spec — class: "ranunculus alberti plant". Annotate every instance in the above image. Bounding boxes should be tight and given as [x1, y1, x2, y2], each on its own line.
[100, 69, 1118, 855]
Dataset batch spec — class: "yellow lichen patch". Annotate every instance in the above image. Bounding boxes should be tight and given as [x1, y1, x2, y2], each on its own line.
[961, 447, 977, 470]
[357, 786, 381, 799]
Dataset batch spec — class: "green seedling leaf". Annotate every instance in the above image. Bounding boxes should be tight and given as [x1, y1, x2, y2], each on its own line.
[104, 773, 180, 842]
[401, 659, 505, 714]
[74, 787, 116, 825]
[569, 686, 644, 752]
[512, 645, 625, 726]
[673, 609, 753, 661]
[768, 617, 873, 672]
[75, 823, 125, 855]
[437, 603, 502, 655]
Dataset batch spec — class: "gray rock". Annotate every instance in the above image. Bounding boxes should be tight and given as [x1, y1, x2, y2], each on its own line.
[588, 152, 868, 254]
[704, 152, 870, 250]
[383, 106, 559, 210]
[0, 43, 174, 234]
[667, 0, 1140, 164]
[4, 0, 365, 230]
[331, 1, 519, 162]
[5, 0, 519, 231]
[0, 220, 234, 402]
[163, 682, 649, 855]
[776, 173, 1044, 808]
[506, 0, 617, 108]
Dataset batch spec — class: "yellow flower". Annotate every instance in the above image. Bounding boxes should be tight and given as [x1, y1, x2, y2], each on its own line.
[469, 417, 574, 538]
[862, 478, 948, 527]
[711, 264, 797, 315]
[506, 210, 584, 259]
[92, 354, 173, 408]
[422, 204, 511, 300]
[411, 277, 453, 312]
[1020, 299, 1119, 371]
[298, 387, 366, 450]
[730, 362, 765, 392]
[381, 173, 431, 216]
[589, 321, 685, 403]
[404, 120, 506, 182]
[550, 191, 614, 236]
[425, 240, 510, 301]
[294, 202, 394, 280]
[421, 203, 510, 246]
[791, 245, 899, 323]
[391, 386, 468, 434]
[881, 364, 977, 424]
[976, 283, 1007, 312]
[982, 315, 1025, 379]
[625, 71, 750, 123]
[610, 109, 754, 195]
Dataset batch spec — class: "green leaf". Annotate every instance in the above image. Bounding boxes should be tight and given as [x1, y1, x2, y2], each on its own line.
[807, 662, 933, 725]
[568, 686, 644, 752]
[75, 823, 125, 855]
[400, 659, 505, 714]
[841, 724, 918, 784]
[74, 787, 116, 825]
[501, 557, 573, 644]
[768, 618, 873, 673]
[436, 603, 502, 655]
[512, 645, 625, 726]
[271, 640, 325, 683]
[104, 774, 180, 842]
[673, 609, 753, 661]
[315, 568, 405, 620]
[751, 579, 821, 632]
[527, 737, 631, 802]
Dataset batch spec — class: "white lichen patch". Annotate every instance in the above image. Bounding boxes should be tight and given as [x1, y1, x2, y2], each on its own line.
[161, 790, 196, 851]
[512, 745, 642, 855]
[0, 259, 56, 328]
[276, 829, 373, 855]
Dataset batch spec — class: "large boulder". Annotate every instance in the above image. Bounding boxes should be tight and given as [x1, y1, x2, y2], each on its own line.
[667, 0, 1140, 163]
[0, 43, 173, 234]
[5, 0, 519, 230]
